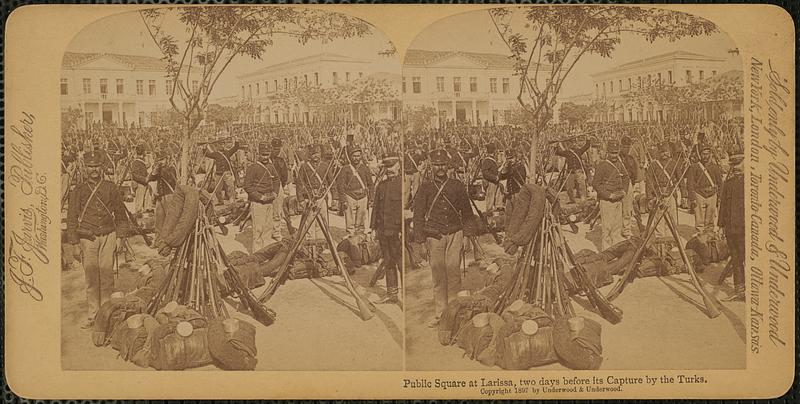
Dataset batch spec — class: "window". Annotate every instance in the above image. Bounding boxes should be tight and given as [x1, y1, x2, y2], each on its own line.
[619, 80, 623, 91]
[712, 70, 717, 76]
[314, 73, 319, 85]
[332, 72, 338, 85]
[402, 77, 406, 93]
[412, 76, 421, 93]
[99, 78, 108, 94]
[283, 78, 288, 90]
[255, 83, 260, 95]
[167, 80, 173, 95]
[595, 83, 599, 97]
[699, 70, 704, 80]
[637, 76, 642, 88]
[502, 78, 510, 94]
[602, 82, 606, 95]
[83, 78, 91, 94]
[627, 78, 632, 90]
[668, 70, 673, 83]
[304, 74, 308, 85]
[149, 80, 156, 96]
[657, 72, 662, 84]
[274, 80, 278, 91]
[241, 86, 245, 98]
[490, 78, 498, 93]
[136, 80, 144, 95]
[453, 77, 461, 93]
[116, 79, 124, 94]
[61, 78, 68, 95]
[346, 72, 350, 82]
[609, 81, 613, 93]
[686, 70, 692, 83]
[470, 77, 478, 92]
[436, 77, 445, 92]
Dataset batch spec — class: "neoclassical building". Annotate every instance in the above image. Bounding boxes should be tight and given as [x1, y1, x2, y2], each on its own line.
[237, 53, 400, 124]
[589, 50, 740, 122]
[61, 52, 186, 129]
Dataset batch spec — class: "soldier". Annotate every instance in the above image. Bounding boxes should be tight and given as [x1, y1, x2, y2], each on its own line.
[718, 148, 744, 301]
[480, 142, 501, 213]
[403, 141, 426, 209]
[413, 149, 474, 327]
[244, 141, 281, 253]
[337, 146, 373, 237]
[296, 144, 331, 240]
[687, 144, 723, 235]
[66, 151, 130, 329]
[148, 150, 177, 208]
[619, 136, 639, 238]
[129, 144, 150, 214]
[555, 136, 590, 203]
[593, 140, 629, 250]
[271, 138, 289, 242]
[499, 147, 527, 230]
[370, 155, 403, 305]
[647, 142, 680, 238]
[204, 137, 242, 205]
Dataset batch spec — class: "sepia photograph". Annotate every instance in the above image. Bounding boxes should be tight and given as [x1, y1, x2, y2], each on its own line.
[402, 5, 746, 371]
[59, 6, 404, 371]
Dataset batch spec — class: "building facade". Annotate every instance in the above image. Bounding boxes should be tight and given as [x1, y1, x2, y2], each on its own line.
[237, 53, 400, 124]
[589, 50, 740, 122]
[61, 52, 186, 129]
[401, 49, 531, 127]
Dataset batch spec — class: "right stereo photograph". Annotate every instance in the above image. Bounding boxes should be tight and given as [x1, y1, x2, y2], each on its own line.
[401, 5, 746, 371]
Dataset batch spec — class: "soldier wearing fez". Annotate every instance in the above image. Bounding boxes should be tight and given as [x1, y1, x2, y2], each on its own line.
[413, 149, 474, 327]
[718, 147, 745, 301]
[244, 141, 281, 253]
[593, 140, 630, 250]
[370, 155, 403, 305]
[66, 151, 130, 328]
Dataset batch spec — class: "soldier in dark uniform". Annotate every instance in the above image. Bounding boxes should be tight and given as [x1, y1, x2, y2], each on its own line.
[296, 144, 332, 240]
[204, 137, 242, 205]
[244, 141, 281, 252]
[593, 140, 630, 250]
[647, 142, 680, 238]
[718, 147, 745, 301]
[370, 155, 403, 305]
[481, 142, 501, 213]
[413, 149, 474, 327]
[271, 138, 289, 241]
[148, 150, 177, 205]
[687, 144, 723, 235]
[555, 136, 590, 203]
[499, 147, 527, 230]
[337, 146, 373, 236]
[66, 151, 131, 328]
[129, 145, 150, 214]
[619, 136, 639, 238]
[403, 141, 426, 209]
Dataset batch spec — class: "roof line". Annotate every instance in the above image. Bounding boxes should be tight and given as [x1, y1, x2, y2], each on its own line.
[590, 51, 726, 78]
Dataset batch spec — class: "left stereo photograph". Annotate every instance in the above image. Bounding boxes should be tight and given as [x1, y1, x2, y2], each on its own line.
[59, 6, 404, 371]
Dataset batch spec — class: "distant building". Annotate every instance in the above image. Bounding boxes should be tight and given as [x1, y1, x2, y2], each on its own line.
[237, 53, 400, 124]
[590, 50, 740, 122]
[61, 52, 190, 129]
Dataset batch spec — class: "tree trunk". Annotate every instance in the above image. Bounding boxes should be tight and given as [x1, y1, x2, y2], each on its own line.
[179, 119, 191, 185]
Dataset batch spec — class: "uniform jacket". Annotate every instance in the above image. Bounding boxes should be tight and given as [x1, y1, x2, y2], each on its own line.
[718, 170, 744, 235]
[66, 179, 130, 244]
[148, 164, 177, 198]
[500, 161, 527, 199]
[205, 143, 241, 174]
[337, 162, 373, 201]
[593, 158, 631, 201]
[412, 177, 474, 237]
[296, 160, 331, 202]
[370, 175, 402, 235]
[244, 160, 280, 203]
[130, 158, 149, 186]
[555, 141, 590, 172]
[272, 155, 289, 187]
[686, 161, 723, 198]
[481, 155, 500, 184]
[404, 151, 426, 175]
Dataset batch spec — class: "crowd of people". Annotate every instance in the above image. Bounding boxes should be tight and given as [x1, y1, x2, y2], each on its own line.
[61, 120, 405, 329]
[403, 117, 746, 328]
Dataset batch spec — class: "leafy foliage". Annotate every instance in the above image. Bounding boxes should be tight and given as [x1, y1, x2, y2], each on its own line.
[62, 107, 84, 133]
[558, 102, 594, 126]
[403, 105, 437, 132]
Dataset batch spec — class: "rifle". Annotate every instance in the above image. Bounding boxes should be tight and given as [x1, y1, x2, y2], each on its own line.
[213, 235, 276, 326]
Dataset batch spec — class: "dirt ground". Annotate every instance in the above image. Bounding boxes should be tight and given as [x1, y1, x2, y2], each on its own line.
[61, 210, 403, 371]
[405, 202, 746, 371]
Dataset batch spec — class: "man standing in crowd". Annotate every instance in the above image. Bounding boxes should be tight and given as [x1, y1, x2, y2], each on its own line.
[403, 140, 426, 209]
[555, 136, 590, 204]
[271, 138, 289, 242]
[129, 145, 150, 215]
[337, 146, 373, 237]
[205, 137, 242, 205]
[619, 136, 639, 238]
[593, 140, 629, 250]
[66, 151, 130, 329]
[648, 142, 680, 238]
[413, 149, 474, 328]
[499, 147, 527, 229]
[296, 143, 330, 240]
[687, 144, 723, 235]
[244, 141, 281, 253]
[371, 154, 403, 305]
[480, 142, 501, 213]
[718, 148, 745, 301]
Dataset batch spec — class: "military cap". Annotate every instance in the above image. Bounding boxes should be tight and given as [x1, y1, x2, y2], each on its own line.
[136, 144, 146, 155]
[621, 136, 632, 146]
[271, 138, 283, 148]
[84, 151, 103, 167]
[486, 143, 497, 153]
[306, 144, 320, 155]
[381, 154, 400, 167]
[348, 145, 363, 156]
[606, 140, 620, 153]
[429, 149, 449, 165]
[728, 144, 745, 164]
[258, 141, 271, 154]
